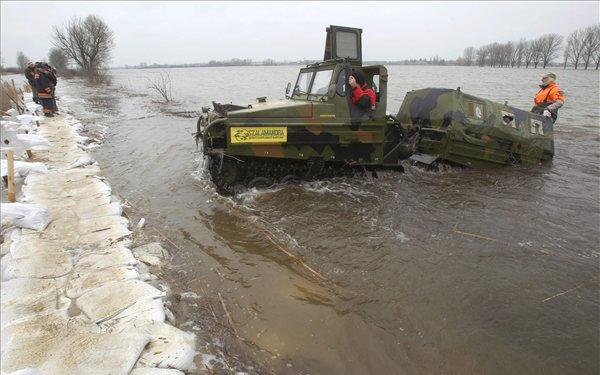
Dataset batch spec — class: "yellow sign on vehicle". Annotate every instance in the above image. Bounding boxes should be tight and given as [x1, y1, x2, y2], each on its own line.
[230, 127, 287, 144]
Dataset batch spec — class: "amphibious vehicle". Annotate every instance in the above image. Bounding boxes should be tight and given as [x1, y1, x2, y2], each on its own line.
[195, 25, 554, 194]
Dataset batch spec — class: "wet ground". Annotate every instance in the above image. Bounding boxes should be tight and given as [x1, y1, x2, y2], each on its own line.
[19, 65, 599, 374]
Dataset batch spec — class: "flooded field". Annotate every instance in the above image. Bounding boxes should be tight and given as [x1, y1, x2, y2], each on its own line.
[19, 65, 600, 374]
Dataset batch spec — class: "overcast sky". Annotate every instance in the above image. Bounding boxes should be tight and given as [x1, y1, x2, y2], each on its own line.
[1, 1, 598, 67]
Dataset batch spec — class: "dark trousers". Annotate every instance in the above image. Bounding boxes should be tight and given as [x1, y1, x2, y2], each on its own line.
[31, 86, 39, 103]
[50, 85, 58, 112]
[40, 98, 53, 114]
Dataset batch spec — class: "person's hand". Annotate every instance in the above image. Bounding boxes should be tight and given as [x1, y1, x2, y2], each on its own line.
[543, 109, 552, 118]
[348, 75, 356, 88]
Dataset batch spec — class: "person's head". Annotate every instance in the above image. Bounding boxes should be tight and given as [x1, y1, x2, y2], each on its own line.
[27, 61, 33, 67]
[350, 69, 366, 86]
[541, 72, 556, 86]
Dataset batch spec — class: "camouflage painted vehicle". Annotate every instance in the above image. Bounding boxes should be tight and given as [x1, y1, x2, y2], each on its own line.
[196, 25, 412, 194]
[397, 88, 554, 168]
[195, 25, 553, 194]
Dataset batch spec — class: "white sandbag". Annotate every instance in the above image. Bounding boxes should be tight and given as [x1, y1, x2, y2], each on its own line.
[130, 368, 185, 375]
[15, 134, 52, 147]
[66, 266, 139, 298]
[135, 323, 196, 372]
[25, 102, 42, 113]
[1, 309, 99, 355]
[1, 278, 60, 307]
[4, 108, 17, 116]
[1, 249, 72, 281]
[0, 229, 21, 257]
[17, 124, 33, 132]
[1, 332, 150, 375]
[0, 203, 52, 231]
[77, 279, 163, 323]
[1, 160, 48, 177]
[132, 243, 171, 266]
[15, 115, 44, 125]
[0, 280, 59, 326]
[100, 296, 166, 333]
[1, 368, 45, 375]
[1, 121, 20, 130]
[73, 244, 138, 270]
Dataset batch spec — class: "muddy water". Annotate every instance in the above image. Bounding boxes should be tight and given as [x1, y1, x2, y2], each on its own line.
[52, 66, 598, 375]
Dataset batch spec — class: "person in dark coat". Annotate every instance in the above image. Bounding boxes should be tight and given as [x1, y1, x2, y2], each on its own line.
[34, 64, 55, 117]
[348, 69, 376, 111]
[42, 63, 59, 114]
[347, 69, 377, 128]
[24, 62, 39, 104]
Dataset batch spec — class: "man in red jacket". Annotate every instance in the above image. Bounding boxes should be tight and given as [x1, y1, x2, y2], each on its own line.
[348, 69, 376, 111]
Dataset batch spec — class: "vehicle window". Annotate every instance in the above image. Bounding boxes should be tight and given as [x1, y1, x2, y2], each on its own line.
[336, 70, 346, 96]
[371, 75, 380, 92]
[308, 69, 333, 99]
[292, 71, 314, 100]
[335, 31, 358, 59]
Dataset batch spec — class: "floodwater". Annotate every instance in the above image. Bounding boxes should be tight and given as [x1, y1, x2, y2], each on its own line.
[29, 65, 600, 374]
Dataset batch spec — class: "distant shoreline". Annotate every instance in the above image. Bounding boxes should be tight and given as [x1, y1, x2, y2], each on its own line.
[106, 62, 576, 70]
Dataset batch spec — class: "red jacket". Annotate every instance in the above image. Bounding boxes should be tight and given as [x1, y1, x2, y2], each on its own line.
[351, 84, 376, 109]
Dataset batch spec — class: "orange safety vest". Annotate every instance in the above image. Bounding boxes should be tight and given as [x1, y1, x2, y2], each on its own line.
[534, 82, 564, 105]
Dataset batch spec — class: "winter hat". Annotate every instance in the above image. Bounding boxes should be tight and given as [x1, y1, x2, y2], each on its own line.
[542, 72, 556, 83]
[350, 69, 366, 86]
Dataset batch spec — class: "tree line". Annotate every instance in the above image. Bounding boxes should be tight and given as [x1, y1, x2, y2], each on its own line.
[5, 15, 114, 82]
[456, 23, 600, 69]
[5, 15, 598, 83]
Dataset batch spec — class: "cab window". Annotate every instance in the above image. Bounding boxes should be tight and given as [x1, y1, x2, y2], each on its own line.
[308, 69, 333, 100]
[292, 71, 314, 100]
[336, 70, 346, 96]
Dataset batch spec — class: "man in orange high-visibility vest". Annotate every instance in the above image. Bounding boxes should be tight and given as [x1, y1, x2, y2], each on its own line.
[531, 72, 565, 123]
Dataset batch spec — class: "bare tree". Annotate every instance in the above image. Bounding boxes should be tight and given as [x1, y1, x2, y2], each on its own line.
[51, 15, 114, 81]
[147, 71, 173, 103]
[476, 46, 489, 67]
[539, 33, 563, 69]
[523, 41, 536, 68]
[565, 28, 586, 69]
[530, 38, 544, 68]
[563, 41, 572, 69]
[515, 39, 528, 68]
[48, 48, 69, 71]
[16, 51, 29, 70]
[582, 24, 600, 69]
[500, 42, 514, 67]
[463, 47, 476, 66]
[487, 43, 501, 67]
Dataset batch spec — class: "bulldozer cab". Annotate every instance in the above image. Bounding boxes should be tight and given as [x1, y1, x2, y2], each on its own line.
[289, 25, 387, 119]
[290, 62, 387, 119]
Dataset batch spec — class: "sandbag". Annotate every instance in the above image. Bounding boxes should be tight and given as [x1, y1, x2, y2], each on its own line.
[15, 134, 52, 148]
[0, 203, 52, 231]
[15, 115, 44, 125]
[1, 368, 45, 375]
[1, 160, 48, 177]
[25, 103, 42, 113]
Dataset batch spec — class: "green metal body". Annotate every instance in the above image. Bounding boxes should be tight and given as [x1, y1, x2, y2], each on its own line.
[201, 60, 395, 167]
[396, 88, 554, 167]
